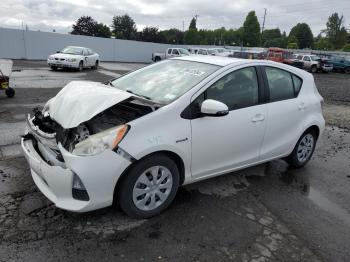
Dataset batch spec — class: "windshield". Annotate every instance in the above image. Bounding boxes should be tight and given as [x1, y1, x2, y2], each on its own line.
[207, 49, 215, 54]
[179, 48, 190, 55]
[110, 60, 220, 104]
[61, 47, 84, 55]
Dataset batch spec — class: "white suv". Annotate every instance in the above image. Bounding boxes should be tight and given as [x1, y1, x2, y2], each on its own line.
[22, 56, 325, 218]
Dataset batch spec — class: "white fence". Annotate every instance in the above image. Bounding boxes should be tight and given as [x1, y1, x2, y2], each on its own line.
[0, 27, 176, 63]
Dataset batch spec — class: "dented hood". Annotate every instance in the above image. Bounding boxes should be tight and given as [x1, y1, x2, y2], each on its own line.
[46, 81, 132, 129]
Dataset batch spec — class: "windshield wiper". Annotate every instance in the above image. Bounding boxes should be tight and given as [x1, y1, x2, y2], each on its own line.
[126, 90, 151, 100]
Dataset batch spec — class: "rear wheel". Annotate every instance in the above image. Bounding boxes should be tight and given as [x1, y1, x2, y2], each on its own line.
[154, 56, 161, 62]
[344, 67, 350, 74]
[117, 154, 179, 219]
[287, 130, 317, 168]
[5, 87, 15, 98]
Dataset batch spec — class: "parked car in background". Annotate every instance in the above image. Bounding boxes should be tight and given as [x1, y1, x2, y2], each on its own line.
[22, 56, 325, 219]
[295, 54, 333, 73]
[266, 48, 303, 69]
[189, 47, 199, 54]
[197, 48, 216, 55]
[211, 48, 231, 57]
[230, 50, 265, 59]
[152, 48, 190, 62]
[327, 55, 350, 73]
[47, 46, 99, 71]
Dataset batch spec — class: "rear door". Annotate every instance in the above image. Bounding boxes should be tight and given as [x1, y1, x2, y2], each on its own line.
[259, 66, 304, 160]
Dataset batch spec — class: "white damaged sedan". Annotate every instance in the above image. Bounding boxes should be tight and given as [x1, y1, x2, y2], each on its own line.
[22, 56, 325, 218]
[47, 46, 99, 71]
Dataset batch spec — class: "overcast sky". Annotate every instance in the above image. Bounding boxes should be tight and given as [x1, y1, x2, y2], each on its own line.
[0, 0, 349, 36]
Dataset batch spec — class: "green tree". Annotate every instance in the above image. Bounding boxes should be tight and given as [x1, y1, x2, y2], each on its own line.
[189, 17, 197, 30]
[261, 28, 287, 47]
[289, 23, 313, 49]
[137, 27, 165, 43]
[242, 11, 261, 46]
[287, 35, 298, 49]
[184, 29, 200, 44]
[287, 42, 298, 49]
[324, 13, 347, 49]
[314, 37, 332, 50]
[94, 23, 111, 38]
[342, 43, 350, 52]
[71, 16, 111, 38]
[160, 28, 184, 44]
[111, 14, 137, 40]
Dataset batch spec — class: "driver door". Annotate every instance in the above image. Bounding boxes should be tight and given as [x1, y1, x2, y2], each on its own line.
[190, 66, 267, 178]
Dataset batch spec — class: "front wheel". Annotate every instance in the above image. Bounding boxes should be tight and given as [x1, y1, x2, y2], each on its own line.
[344, 67, 350, 74]
[311, 65, 318, 73]
[92, 60, 99, 70]
[117, 154, 179, 219]
[5, 87, 15, 98]
[287, 130, 317, 168]
[78, 61, 83, 72]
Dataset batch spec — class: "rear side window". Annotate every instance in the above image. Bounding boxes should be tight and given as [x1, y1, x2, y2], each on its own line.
[167, 49, 172, 54]
[265, 67, 294, 102]
[292, 75, 302, 96]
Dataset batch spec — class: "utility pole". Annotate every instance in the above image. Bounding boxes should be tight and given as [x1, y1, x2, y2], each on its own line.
[182, 21, 184, 32]
[261, 8, 267, 44]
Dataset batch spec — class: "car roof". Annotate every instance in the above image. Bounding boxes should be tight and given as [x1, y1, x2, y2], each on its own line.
[173, 55, 246, 66]
[172, 56, 311, 78]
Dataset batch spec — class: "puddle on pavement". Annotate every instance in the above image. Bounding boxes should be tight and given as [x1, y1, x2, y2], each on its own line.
[266, 160, 350, 227]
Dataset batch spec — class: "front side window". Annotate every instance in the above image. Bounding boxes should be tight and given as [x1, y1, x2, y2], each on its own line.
[179, 48, 190, 55]
[265, 67, 294, 102]
[167, 49, 172, 54]
[303, 56, 311, 61]
[111, 60, 220, 104]
[205, 67, 259, 110]
[172, 49, 180, 55]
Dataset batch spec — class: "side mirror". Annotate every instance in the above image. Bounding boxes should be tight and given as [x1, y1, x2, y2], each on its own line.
[201, 99, 229, 117]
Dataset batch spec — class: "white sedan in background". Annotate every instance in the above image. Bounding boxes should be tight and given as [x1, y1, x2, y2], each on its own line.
[22, 56, 325, 219]
[47, 46, 99, 71]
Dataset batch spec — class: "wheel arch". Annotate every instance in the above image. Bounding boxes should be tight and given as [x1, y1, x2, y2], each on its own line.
[113, 150, 186, 204]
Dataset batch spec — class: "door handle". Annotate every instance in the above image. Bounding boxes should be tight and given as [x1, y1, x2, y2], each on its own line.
[251, 114, 265, 123]
[298, 103, 307, 110]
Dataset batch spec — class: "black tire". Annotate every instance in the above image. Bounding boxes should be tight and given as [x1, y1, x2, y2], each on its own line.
[286, 129, 317, 168]
[5, 87, 15, 98]
[311, 65, 317, 73]
[117, 154, 179, 219]
[51, 66, 58, 71]
[78, 61, 83, 72]
[92, 60, 99, 70]
[154, 57, 161, 62]
[344, 67, 350, 74]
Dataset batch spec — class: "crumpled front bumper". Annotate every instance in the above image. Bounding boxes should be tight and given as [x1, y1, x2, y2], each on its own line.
[22, 116, 133, 212]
